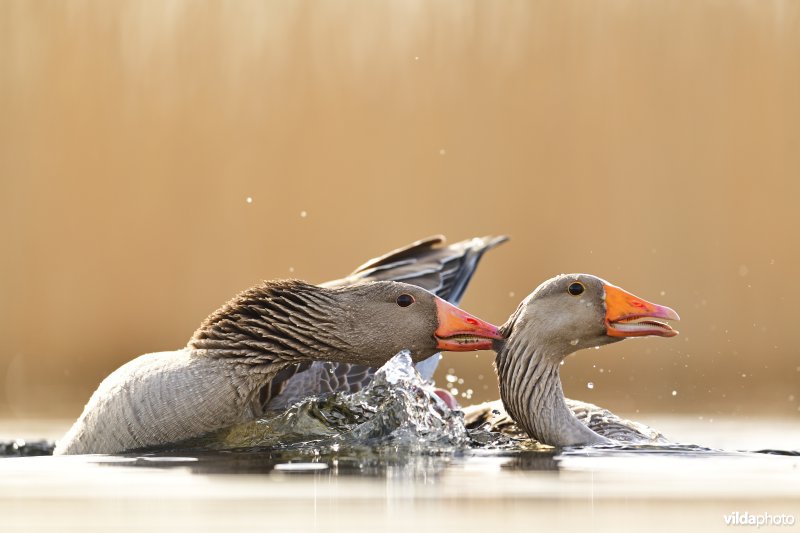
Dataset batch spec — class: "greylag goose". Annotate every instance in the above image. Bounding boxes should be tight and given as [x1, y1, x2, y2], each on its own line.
[54, 280, 501, 455]
[265, 235, 507, 411]
[483, 274, 679, 447]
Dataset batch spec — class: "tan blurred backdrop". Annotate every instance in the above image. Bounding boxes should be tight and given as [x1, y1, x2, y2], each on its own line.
[1, 1, 798, 422]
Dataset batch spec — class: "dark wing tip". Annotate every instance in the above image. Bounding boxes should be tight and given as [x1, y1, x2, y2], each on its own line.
[438, 235, 509, 303]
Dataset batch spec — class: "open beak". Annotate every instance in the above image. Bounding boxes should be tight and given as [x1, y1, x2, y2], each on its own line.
[604, 284, 680, 338]
[434, 298, 502, 351]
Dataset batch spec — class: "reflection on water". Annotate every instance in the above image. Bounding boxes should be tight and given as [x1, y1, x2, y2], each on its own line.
[102, 448, 559, 477]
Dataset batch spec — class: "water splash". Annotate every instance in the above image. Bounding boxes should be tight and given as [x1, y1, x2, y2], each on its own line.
[205, 351, 471, 452]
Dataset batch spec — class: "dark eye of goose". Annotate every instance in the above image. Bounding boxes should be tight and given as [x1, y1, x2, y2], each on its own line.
[567, 282, 585, 296]
[396, 294, 415, 307]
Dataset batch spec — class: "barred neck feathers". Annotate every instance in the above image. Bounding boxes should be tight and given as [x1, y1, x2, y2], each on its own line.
[494, 311, 608, 447]
[496, 333, 556, 435]
[188, 280, 352, 365]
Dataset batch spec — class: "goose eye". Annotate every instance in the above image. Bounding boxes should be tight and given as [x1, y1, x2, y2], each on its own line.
[396, 294, 415, 307]
[567, 282, 585, 296]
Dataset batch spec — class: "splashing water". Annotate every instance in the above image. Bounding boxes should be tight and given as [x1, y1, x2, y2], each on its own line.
[202, 351, 477, 452]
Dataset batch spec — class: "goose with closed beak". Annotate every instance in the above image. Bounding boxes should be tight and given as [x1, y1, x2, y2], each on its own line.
[54, 280, 501, 455]
[489, 274, 679, 447]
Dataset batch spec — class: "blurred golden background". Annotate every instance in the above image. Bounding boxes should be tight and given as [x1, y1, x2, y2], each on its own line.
[1, 1, 798, 422]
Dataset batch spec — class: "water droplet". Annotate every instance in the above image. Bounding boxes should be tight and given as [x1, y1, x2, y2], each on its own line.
[445, 374, 457, 383]
[288, 266, 294, 273]
[594, 346, 600, 350]
[672, 390, 677, 396]
[508, 291, 515, 298]
[570, 339, 579, 346]
[245, 196, 253, 204]
[300, 210, 308, 218]
[414, 56, 419, 60]
[660, 290, 666, 296]
[457, 378, 464, 385]
[587, 382, 594, 390]
[449, 388, 459, 396]
[741, 373, 747, 378]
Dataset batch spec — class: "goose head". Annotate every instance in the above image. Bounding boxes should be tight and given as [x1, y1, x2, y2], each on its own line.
[500, 274, 680, 360]
[340, 281, 502, 366]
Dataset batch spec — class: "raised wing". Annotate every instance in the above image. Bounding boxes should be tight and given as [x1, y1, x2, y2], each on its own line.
[329, 235, 508, 305]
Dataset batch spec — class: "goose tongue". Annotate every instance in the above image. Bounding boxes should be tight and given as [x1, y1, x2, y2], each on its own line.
[434, 298, 501, 351]
[604, 284, 680, 338]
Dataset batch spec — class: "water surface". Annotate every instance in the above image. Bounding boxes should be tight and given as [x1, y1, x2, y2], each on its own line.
[1, 354, 798, 532]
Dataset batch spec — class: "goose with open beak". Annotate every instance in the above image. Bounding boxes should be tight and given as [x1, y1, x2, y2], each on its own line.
[484, 274, 680, 447]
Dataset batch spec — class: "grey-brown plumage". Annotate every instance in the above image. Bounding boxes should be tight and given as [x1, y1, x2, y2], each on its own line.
[53, 280, 478, 455]
[463, 399, 667, 444]
[265, 235, 508, 411]
[488, 274, 678, 447]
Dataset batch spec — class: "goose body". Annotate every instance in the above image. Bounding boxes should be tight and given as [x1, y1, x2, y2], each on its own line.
[54, 279, 500, 455]
[463, 398, 667, 444]
[488, 274, 679, 447]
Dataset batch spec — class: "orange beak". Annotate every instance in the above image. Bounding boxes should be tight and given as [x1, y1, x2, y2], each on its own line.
[434, 298, 502, 351]
[604, 284, 680, 338]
